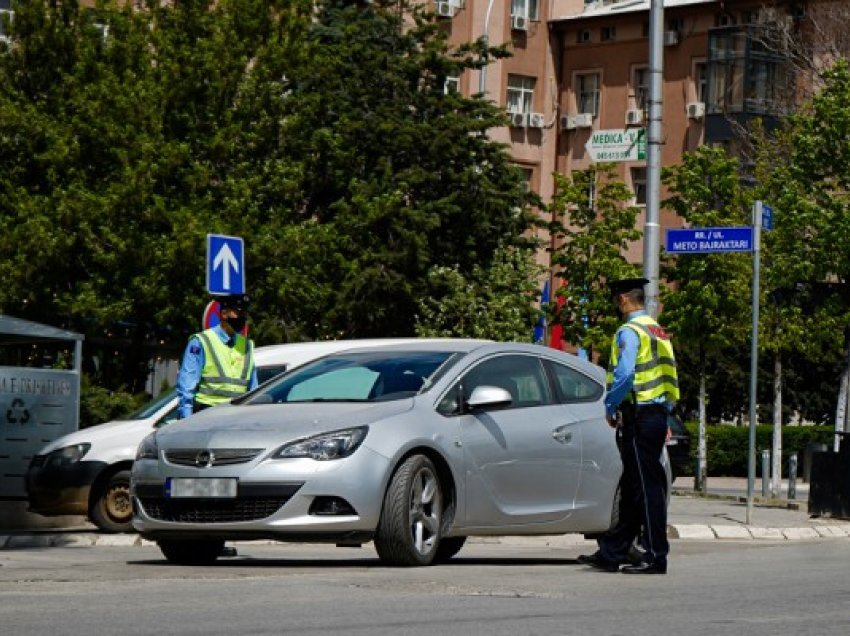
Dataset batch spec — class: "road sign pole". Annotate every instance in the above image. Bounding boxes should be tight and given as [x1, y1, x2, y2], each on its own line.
[747, 200, 763, 525]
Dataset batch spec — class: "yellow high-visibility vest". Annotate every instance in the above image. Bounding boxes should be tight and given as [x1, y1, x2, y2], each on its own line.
[607, 315, 679, 403]
[194, 328, 255, 407]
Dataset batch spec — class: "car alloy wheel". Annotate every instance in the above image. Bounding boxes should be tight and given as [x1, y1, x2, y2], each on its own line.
[374, 454, 443, 566]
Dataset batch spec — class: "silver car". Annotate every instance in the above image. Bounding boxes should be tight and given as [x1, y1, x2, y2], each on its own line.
[131, 341, 628, 566]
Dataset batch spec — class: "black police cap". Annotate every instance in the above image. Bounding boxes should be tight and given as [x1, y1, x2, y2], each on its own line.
[217, 293, 250, 312]
[608, 277, 648, 297]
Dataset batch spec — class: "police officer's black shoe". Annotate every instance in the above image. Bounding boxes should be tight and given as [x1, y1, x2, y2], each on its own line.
[577, 553, 620, 572]
[621, 561, 666, 574]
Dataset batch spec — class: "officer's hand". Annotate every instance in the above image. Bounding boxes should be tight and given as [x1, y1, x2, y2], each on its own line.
[666, 426, 672, 442]
[606, 415, 617, 428]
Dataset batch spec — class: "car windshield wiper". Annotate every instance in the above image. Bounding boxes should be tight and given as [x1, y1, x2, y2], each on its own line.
[286, 398, 370, 403]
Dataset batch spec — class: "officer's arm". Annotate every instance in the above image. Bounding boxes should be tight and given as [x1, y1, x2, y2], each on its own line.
[175, 337, 204, 419]
[604, 328, 640, 418]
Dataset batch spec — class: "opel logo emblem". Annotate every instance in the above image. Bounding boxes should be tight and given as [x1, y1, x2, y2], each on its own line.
[194, 450, 214, 468]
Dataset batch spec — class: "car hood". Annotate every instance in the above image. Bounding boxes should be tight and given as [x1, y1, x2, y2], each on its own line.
[36, 418, 153, 455]
[154, 400, 413, 448]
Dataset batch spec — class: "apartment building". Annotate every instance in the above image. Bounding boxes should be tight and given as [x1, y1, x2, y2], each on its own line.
[440, 0, 806, 265]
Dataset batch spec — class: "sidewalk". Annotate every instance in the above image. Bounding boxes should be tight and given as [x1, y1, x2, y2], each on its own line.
[1, 476, 849, 551]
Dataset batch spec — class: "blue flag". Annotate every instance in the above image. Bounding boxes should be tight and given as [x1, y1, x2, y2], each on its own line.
[532, 280, 550, 344]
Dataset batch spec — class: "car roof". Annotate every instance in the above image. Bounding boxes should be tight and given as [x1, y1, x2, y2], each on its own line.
[252, 338, 492, 367]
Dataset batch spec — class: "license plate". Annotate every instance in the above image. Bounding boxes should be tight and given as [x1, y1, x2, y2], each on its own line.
[166, 478, 237, 498]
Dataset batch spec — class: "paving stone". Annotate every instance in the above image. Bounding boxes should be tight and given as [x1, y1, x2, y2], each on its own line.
[782, 527, 820, 540]
[94, 534, 141, 547]
[668, 524, 715, 540]
[748, 527, 785, 540]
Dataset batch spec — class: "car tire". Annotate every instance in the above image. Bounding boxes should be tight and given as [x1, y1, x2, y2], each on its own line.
[90, 469, 133, 533]
[157, 539, 224, 565]
[374, 454, 443, 567]
[434, 536, 466, 563]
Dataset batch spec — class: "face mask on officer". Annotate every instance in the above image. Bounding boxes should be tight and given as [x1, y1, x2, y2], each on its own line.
[226, 312, 247, 332]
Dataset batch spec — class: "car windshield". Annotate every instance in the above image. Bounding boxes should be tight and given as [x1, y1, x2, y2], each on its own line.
[126, 388, 177, 420]
[244, 351, 458, 404]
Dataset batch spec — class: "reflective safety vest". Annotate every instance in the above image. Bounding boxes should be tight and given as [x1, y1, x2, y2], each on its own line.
[607, 314, 680, 404]
[194, 328, 255, 407]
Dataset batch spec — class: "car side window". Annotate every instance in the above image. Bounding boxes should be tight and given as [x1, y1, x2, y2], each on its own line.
[437, 354, 551, 415]
[545, 359, 603, 403]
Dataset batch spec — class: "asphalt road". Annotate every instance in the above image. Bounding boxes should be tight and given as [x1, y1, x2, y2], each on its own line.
[2, 539, 849, 635]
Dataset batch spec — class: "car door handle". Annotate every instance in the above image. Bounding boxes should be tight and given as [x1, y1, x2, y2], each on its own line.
[552, 428, 572, 443]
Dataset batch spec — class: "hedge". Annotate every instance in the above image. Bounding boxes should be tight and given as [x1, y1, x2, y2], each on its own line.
[680, 422, 835, 477]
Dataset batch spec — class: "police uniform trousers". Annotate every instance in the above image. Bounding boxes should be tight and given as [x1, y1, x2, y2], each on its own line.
[599, 404, 670, 567]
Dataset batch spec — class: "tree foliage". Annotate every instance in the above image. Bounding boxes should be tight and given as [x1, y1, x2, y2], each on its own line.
[546, 165, 642, 359]
[0, 0, 535, 394]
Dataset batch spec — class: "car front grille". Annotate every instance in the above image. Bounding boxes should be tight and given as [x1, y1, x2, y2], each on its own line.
[164, 448, 263, 467]
[136, 483, 301, 524]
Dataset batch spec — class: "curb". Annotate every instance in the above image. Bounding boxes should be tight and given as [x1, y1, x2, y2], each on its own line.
[3, 523, 850, 551]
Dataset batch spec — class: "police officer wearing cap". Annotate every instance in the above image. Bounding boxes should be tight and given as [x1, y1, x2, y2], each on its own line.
[579, 278, 679, 574]
[175, 294, 258, 419]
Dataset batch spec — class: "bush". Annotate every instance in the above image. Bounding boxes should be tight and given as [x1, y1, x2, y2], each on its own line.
[80, 376, 147, 429]
[681, 422, 834, 477]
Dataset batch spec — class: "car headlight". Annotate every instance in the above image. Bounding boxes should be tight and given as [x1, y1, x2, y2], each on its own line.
[274, 427, 368, 461]
[136, 432, 159, 461]
[44, 443, 91, 469]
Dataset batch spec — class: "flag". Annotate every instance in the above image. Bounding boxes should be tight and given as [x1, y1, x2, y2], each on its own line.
[532, 280, 550, 344]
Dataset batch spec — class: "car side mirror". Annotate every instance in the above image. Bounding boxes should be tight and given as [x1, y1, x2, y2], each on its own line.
[466, 386, 512, 411]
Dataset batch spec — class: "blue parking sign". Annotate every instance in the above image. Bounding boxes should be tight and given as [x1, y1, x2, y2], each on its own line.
[206, 234, 245, 295]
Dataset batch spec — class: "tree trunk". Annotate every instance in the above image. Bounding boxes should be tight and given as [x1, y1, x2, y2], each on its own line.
[771, 354, 782, 498]
[695, 345, 707, 493]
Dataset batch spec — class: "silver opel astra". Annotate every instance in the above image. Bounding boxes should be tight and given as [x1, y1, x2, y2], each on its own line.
[131, 340, 633, 566]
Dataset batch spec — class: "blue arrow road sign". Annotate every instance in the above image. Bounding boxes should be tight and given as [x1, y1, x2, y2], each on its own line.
[207, 234, 245, 295]
[665, 227, 754, 254]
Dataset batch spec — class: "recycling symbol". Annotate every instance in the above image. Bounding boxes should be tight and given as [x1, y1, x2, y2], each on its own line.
[6, 398, 30, 424]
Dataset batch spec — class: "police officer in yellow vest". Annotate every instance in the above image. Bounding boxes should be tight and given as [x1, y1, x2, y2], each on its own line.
[176, 294, 257, 419]
[579, 278, 679, 574]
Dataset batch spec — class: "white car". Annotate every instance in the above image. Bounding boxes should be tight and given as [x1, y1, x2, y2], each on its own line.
[26, 339, 476, 532]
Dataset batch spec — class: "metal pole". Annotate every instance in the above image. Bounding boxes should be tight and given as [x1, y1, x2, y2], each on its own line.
[747, 201, 763, 524]
[761, 449, 770, 498]
[642, 0, 664, 318]
[788, 452, 798, 500]
[478, 0, 497, 96]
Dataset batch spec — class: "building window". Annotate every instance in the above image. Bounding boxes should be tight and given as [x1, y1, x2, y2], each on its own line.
[631, 168, 647, 206]
[518, 167, 534, 192]
[511, 0, 539, 21]
[507, 74, 536, 114]
[694, 62, 707, 102]
[576, 72, 600, 116]
[601, 26, 616, 41]
[577, 29, 591, 44]
[444, 73, 461, 95]
[0, 0, 13, 42]
[706, 27, 787, 115]
[633, 67, 649, 111]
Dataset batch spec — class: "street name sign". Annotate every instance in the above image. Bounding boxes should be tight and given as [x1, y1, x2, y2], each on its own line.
[665, 227, 754, 254]
[206, 234, 245, 295]
[585, 128, 646, 162]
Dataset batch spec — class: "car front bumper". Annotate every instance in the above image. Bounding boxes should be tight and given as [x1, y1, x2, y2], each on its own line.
[131, 445, 391, 542]
[26, 460, 106, 516]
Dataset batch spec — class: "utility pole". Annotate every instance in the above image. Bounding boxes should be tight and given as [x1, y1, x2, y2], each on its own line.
[642, 0, 664, 318]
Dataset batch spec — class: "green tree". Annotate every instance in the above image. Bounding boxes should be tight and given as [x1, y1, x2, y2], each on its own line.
[546, 165, 642, 359]
[414, 245, 544, 341]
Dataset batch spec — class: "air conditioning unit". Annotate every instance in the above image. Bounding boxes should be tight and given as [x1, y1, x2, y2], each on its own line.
[528, 112, 545, 128]
[574, 113, 594, 128]
[663, 30, 679, 46]
[436, 1, 456, 18]
[687, 101, 706, 119]
[625, 109, 644, 125]
[511, 14, 529, 31]
[560, 115, 576, 130]
[510, 111, 529, 128]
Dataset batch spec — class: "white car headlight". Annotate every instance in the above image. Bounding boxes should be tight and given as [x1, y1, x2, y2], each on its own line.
[45, 443, 91, 469]
[136, 432, 159, 460]
[274, 427, 368, 461]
